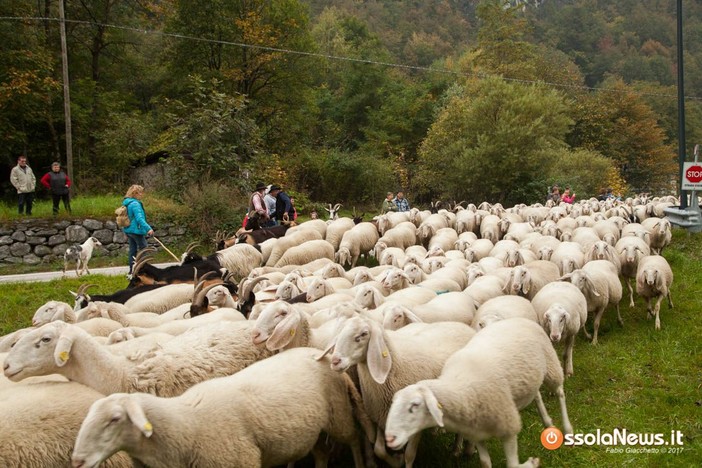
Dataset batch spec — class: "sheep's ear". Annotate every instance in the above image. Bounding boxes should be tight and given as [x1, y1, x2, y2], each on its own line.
[54, 328, 76, 367]
[521, 271, 531, 295]
[316, 338, 336, 361]
[559, 273, 573, 282]
[586, 277, 601, 297]
[654, 271, 665, 290]
[371, 288, 384, 309]
[419, 386, 444, 427]
[266, 310, 300, 351]
[124, 398, 153, 438]
[403, 309, 423, 324]
[366, 321, 392, 384]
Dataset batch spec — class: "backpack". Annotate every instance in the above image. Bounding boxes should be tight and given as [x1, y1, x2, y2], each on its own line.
[115, 205, 131, 228]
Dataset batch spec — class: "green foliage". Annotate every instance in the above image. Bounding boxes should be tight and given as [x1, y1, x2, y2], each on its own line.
[157, 76, 262, 194]
[288, 147, 395, 204]
[547, 148, 622, 200]
[178, 178, 247, 242]
[417, 77, 573, 206]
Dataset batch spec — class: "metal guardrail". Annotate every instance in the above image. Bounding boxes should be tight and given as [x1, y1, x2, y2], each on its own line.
[666, 144, 702, 232]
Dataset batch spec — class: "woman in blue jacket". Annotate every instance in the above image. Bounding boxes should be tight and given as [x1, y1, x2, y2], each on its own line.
[122, 184, 154, 277]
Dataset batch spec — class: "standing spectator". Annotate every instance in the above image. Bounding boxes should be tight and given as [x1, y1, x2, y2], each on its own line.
[122, 184, 154, 278]
[381, 192, 397, 213]
[269, 185, 295, 222]
[245, 182, 270, 229]
[547, 185, 561, 204]
[263, 185, 277, 227]
[393, 191, 410, 212]
[40, 162, 72, 215]
[10, 155, 36, 215]
[561, 186, 576, 204]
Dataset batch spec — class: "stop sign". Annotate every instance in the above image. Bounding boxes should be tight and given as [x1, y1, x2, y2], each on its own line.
[686, 165, 702, 183]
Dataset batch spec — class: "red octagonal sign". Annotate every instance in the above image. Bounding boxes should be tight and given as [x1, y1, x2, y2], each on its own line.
[686, 165, 702, 183]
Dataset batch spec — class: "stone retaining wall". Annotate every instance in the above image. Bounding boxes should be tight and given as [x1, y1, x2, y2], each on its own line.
[0, 218, 188, 265]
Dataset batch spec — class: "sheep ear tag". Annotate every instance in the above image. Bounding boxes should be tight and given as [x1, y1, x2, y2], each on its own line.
[419, 386, 444, 427]
[54, 333, 74, 367]
[125, 398, 153, 438]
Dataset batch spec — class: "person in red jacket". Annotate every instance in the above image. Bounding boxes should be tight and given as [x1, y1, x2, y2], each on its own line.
[40, 162, 72, 215]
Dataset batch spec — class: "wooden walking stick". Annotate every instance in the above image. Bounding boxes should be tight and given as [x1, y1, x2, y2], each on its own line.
[151, 236, 181, 263]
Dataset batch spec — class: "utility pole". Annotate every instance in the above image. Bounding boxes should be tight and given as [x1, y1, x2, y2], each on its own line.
[677, 0, 687, 209]
[58, 0, 74, 190]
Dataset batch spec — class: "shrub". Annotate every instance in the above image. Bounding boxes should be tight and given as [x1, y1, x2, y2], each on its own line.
[179, 178, 247, 243]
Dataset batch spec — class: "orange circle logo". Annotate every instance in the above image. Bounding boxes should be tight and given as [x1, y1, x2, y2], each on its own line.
[541, 427, 564, 450]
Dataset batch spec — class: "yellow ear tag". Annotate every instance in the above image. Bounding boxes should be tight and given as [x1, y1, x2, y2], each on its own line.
[382, 350, 389, 358]
[437, 403, 443, 409]
[290, 329, 296, 336]
[59, 351, 69, 362]
[144, 422, 153, 431]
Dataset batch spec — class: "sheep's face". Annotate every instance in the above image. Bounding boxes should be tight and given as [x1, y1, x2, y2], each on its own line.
[306, 279, 329, 302]
[3, 321, 67, 380]
[252, 302, 292, 344]
[275, 281, 297, 301]
[509, 267, 529, 295]
[561, 258, 577, 275]
[383, 306, 407, 330]
[386, 384, 443, 451]
[353, 270, 372, 286]
[426, 246, 444, 258]
[32, 301, 64, 327]
[206, 286, 230, 307]
[73, 395, 152, 468]
[107, 328, 136, 344]
[403, 264, 423, 284]
[330, 317, 372, 371]
[355, 286, 379, 309]
[544, 305, 568, 342]
[382, 269, 404, 290]
[642, 268, 659, 287]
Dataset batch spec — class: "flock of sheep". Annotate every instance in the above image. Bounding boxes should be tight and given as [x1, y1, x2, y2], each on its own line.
[0, 193, 677, 468]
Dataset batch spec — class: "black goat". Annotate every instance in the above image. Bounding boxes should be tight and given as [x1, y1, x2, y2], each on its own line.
[127, 247, 223, 288]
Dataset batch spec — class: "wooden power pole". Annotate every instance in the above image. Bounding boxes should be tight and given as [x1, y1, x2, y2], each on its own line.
[58, 0, 74, 189]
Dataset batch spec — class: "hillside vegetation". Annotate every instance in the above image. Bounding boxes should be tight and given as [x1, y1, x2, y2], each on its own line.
[2, 0, 701, 208]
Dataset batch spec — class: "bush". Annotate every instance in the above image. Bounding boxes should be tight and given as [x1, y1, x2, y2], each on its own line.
[179, 178, 247, 244]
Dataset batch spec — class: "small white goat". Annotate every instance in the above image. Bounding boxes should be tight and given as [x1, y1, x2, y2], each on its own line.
[63, 237, 102, 277]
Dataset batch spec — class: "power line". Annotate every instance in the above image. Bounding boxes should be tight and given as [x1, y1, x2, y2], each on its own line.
[2, 15, 702, 101]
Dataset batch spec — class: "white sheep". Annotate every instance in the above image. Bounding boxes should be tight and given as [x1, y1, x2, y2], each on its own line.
[286, 217, 328, 238]
[382, 292, 476, 330]
[560, 260, 623, 345]
[472, 295, 538, 330]
[265, 228, 322, 267]
[384, 318, 573, 468]
[641, 217, 672, 255]
[455, 209, 480, 235]
[71, 347, 372, 468]
[319, 316, 476, 467]
[63, 236, 102, 277]
[585, 240, 622, 273]
[417, 214, 450, 247]
[616, 236, 651, 307]
[337, 222, 380, 268]
[427, 227, 458, 253]
[479, 214, 501, 243]
[531, 281, 588, 376]
[463, 238, 494, 262]
[324, 217, 356, 250]
[122, 283, 196, 314]
[636, 255, 674, 330]
[464, 274, 506, 308]
[502, 260, 561, 300]
[32, 300, 76, 326]
[0, 327, 32, 352]
[550, 241, 585, 275]
[379, 246, 407, 267]
[215, 242, 264, 279]
[4, 320, 273, 397]
[0, 381, 132, 467]
[274, 239, 336, 268]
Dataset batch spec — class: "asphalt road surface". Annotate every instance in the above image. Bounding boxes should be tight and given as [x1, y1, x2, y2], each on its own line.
[0, 263, 177, 284]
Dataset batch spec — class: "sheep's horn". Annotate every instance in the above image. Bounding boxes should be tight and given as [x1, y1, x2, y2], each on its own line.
[237, 275, 269, 306]
[333, 203, 342, 211]
[183, 242, 200, 255]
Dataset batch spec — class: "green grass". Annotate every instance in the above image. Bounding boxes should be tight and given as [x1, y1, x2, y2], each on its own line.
[0, 193, 187, 221]
[0, 230, 700, 467]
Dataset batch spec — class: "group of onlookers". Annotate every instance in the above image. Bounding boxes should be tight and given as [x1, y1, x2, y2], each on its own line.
[381, 191, 411, 213]
[10, 155, 72, 216]
[245, 182, 297, 229]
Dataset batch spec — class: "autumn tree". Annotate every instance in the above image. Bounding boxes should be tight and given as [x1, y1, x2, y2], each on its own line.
[568, 78, 677, 193]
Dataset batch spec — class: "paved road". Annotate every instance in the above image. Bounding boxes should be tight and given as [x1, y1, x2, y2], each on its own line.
[0, 263, 177, 284]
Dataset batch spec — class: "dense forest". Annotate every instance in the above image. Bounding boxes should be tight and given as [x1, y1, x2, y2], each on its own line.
[2, 0, 702, 208]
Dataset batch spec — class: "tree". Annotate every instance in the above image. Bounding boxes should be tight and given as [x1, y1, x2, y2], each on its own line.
[568, 78, 677, 193]
[417, 77, 573, 205]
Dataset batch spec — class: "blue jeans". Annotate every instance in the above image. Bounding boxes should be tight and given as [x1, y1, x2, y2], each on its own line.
[126, 233, 148, 274]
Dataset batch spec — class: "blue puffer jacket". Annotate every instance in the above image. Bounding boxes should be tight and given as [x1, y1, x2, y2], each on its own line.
[122, 197, 152, 235]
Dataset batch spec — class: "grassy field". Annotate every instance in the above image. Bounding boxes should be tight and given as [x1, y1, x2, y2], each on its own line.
[0, 230, 699, 467]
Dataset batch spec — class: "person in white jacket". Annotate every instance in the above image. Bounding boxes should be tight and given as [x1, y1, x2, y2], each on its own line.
[10, 155, 36, 215]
